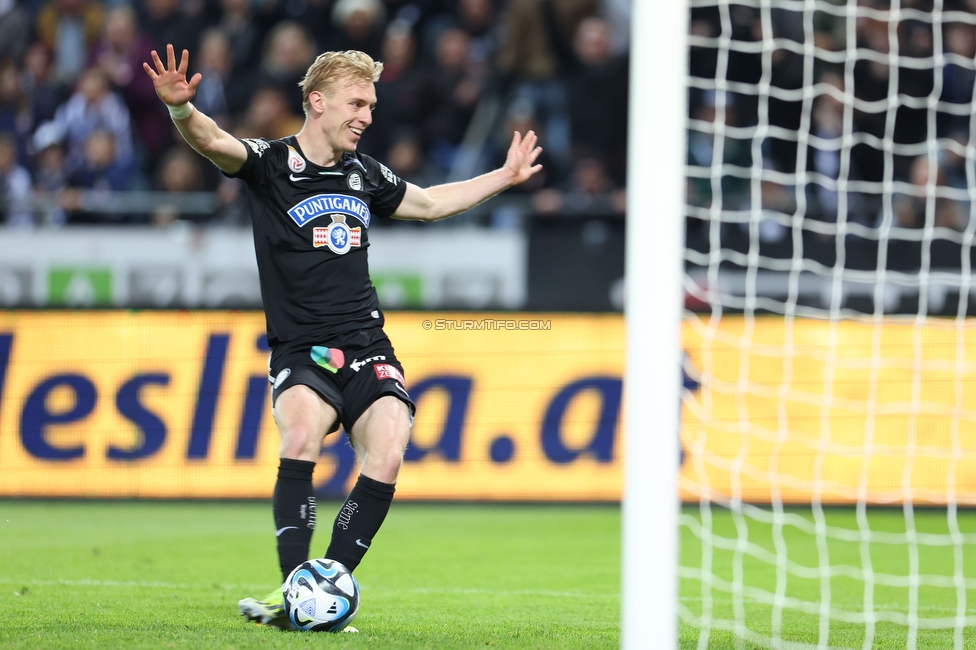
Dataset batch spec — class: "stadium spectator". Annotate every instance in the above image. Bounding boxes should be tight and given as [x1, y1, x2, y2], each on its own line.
[490, 97, 558, 194]
[64, 128, 134, 223]
[255, 21, 317, 118]
[531, 156, 622, 216]
[364, 19, 431, 160]
[453, 0, 499, 67]
[138, 0, 203, 58]
[385, 128, 441, 189]
[1, 0, 646, 228]
[19, 42, 66, 127]
[51, 67, 133, 174]
[0, 60, 32, 165]
[0, 132, 33, 227]
[383, 0, 444, 42]
[234, 84, 303, 141]
[423, 26, 483, 173]
[216, 0, 266, 81]
[940, 20, 976, 137]
[190, 28, 233, 127]
[91, 6, 171, 169]
[28, 121, 69, 225]
[262, 0, 334, 52]
[495, 0, 595, 174]
[809, 72, 845, 223]
[328, 0, 386, 59]
[941, 131, 970, 193]
[34, 0, 106, 85]
[0, 0, 31, 64]
[896, 19, 935, 149]
[541, 8, 628, 184]
[30, 121, 68, 191]
[685, 94, 751, 211]
[150, 145, 204, 226]
[850, 0, 890, 187]
[891, 155, 966, 231]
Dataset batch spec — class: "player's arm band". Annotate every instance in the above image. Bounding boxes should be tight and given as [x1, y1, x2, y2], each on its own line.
[167, 102, 194, 120]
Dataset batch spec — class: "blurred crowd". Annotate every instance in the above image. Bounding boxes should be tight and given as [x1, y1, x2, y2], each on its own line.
[0, 0, 630, 227]
[689, 0, 976, 241]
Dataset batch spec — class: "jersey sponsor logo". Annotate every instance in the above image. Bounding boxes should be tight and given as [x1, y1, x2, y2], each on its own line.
[313, 216, 361, 254]
[242, 138, 270, 157]
[350, 355, 386, 372]
[347, 172, 362, 191]
[379, 163, 399, 186]
[287, 146, 306, 172]
[287, 193, 371, 227]
[310, 345, 344, 373]
[374, 363, 405, 384]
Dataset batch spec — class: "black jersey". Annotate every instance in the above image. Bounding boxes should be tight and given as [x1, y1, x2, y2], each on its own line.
[228, 135, 407, 347]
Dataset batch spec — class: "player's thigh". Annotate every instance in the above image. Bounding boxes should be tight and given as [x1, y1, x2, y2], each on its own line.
[349, 396, 412, 482]
[274, 384, 340, 460]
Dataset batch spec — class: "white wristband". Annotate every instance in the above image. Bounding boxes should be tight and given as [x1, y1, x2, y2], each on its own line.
[167, 102, 194, 120]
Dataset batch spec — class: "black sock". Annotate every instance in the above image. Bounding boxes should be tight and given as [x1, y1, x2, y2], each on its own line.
[273, 458, 317, 582]
[324, 474, 395, 572]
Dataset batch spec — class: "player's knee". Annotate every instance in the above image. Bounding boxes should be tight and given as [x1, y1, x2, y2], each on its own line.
[279, 424, 325, 461]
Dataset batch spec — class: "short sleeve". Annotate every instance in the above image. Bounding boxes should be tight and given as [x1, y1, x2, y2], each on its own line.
[360, 154, 408, 219]
[224, 138, 282, 185]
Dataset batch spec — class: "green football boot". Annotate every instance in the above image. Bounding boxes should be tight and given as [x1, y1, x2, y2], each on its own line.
[238, 586, 290, 630]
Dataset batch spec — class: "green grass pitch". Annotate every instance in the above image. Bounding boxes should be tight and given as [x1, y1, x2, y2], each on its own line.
[0, 501, 620, 649]
[680, 506, 976, 648]
[4, 501, 973, 648]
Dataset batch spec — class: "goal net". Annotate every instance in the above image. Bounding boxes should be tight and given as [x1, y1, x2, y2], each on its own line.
[679, 0, 976, 647]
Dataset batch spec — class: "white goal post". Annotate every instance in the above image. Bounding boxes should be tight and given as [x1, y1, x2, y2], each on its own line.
[623, 0, 689, 648]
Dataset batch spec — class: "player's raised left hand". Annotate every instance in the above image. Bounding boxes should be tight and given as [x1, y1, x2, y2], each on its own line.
[143, 44, 201, 107]
[503, 130, 543, 186]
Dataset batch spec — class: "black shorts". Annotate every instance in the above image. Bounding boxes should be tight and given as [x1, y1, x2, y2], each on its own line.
[268, 327, 416, 434]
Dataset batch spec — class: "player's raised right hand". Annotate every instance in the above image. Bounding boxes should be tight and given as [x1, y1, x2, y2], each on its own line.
[143, 44, 201, 107]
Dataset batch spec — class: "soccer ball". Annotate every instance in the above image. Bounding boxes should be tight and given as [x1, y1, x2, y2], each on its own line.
[283, 558, 359, 632]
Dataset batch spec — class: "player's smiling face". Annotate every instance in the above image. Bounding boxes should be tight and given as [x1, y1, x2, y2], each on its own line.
[319, 79, 376, 155]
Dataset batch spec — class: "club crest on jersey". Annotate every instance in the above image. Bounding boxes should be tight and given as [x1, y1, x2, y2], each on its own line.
[286, 146, 306, 172]
[347, 172, 362, 191]
[287, 193, 371, 227]
[313, 216, 361, 254]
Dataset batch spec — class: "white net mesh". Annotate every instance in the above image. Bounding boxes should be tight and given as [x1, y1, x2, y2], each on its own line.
[679, 0, 976, 647]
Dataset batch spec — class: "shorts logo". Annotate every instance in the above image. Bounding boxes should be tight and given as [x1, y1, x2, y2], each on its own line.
[350, 355, 386, 372]
[347, 172, 362, 191]
[287, 146, 306, 172]
[374, 363, 404, 384]
[271, 367, 291, 388]
[310, 346, 345, 373]
[313, 215, 360, 254]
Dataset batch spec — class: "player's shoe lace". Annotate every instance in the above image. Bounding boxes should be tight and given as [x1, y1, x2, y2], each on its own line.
[238, 586, 291, 630]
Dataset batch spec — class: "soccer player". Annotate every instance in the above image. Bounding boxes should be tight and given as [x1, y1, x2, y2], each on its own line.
[143, 45, 542, 629]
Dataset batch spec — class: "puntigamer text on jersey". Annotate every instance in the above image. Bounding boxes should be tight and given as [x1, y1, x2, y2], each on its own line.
[287, 194, 371, 228]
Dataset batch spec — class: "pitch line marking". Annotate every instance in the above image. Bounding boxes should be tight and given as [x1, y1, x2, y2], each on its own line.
[0, 578, 620, 600]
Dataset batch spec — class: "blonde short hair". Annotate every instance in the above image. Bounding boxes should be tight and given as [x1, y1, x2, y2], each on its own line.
[299, 51, 383, 114]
